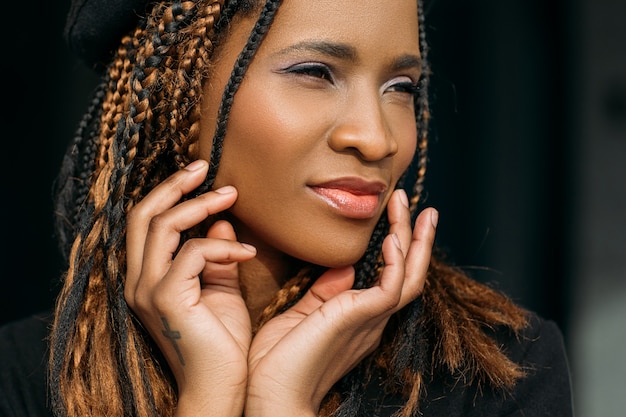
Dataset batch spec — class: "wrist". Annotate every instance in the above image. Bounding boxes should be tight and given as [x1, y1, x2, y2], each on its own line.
[244, 406, 317, 417]
[244, 391, 317, 417]
[174, 393, 244, 417]
[175, 378, 246, 417]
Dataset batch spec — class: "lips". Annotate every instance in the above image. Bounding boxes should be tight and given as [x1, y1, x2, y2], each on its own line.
[309, 177, 388, 219]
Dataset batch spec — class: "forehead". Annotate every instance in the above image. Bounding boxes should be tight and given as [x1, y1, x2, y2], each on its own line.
[259, 0, 421, 57]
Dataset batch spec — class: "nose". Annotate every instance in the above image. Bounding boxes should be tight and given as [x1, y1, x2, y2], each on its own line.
[327, 92, 398, 161]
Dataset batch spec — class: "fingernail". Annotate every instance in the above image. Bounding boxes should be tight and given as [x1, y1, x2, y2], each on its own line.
[184, 160, 207, 171]
[430, 209, 439, 228]
[241, 243, 256, 253]
[391, 233, 402, 250]
[213, 185, 236, 194]
[398, 189, 410, 208]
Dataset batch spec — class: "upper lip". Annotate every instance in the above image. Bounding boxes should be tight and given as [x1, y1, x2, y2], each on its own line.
[309, 177, 388, 195]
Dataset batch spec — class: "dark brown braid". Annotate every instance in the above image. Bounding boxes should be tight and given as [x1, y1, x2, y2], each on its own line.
[198, 0, 283, 193]
[50, 2, 229, 416]
[255, 1, 527, 416]
[50, 1, 528, 416]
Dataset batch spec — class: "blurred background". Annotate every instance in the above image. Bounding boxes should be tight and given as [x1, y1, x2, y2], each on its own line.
[1, 0, 624, 415]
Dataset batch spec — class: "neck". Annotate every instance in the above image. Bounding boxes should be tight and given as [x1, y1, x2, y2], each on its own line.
[229, 217, 303, 324]
[238, 252, 298, 324]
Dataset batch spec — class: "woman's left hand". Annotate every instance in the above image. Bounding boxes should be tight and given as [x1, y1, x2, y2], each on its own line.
[244, 190, 438, 416]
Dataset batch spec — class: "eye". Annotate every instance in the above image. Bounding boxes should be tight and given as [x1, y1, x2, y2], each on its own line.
[383, 77, 419, 96]
[282, 63, 334, 83]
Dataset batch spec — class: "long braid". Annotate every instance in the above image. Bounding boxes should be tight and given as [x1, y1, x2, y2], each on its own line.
[53, 80, 106, 260]
[360, 2, 527, 415]
[201, 0, 282, 192]
[51, 2, 227, 416]
[409, 0, 431, 212]
[422, 256, 528, 387]
[49, 30, 136, 414]
[315, 2, 432, 413]
[122, 4, 228, 414]
[363, 2, 433, 414]
[168, 1, 224, 165]
[257, 1, 528, 416]
[50, 21, 147, 416]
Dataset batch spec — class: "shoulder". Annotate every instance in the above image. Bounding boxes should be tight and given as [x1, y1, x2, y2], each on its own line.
[498, 312, 571, 370]
[500, 312, 575, 414]
[0, 312, 53, 417]
[421, 311, 574, 416]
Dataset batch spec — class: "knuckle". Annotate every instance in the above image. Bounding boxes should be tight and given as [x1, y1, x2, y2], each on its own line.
[147, 213, 171, 233]
[125, 204, 143, 226]
[151, 288, 171, 312]
[181, 238, 203, 255]
[129, 283, 151, 311]
[126, 201, 159, 228]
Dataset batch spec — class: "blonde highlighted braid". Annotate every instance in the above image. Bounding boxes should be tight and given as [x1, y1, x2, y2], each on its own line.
[50, 1, 528, 416]
[51, 2, 227, 416]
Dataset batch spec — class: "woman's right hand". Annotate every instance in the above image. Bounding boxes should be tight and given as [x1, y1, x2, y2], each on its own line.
[124, 160, 256, 417]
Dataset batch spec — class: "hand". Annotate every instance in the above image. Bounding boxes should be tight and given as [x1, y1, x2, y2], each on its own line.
[124, 160, 256, 417]
[245, 189, 438, 416]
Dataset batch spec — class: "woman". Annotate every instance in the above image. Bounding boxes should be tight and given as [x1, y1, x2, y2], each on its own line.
[0, 0, 573, 416]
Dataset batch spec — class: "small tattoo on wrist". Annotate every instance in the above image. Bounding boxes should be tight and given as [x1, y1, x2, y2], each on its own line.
[161, 317, 185, 366]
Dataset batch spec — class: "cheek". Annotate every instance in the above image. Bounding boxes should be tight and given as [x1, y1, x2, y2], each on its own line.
[233, 81, 327, 148]
[217, 86, 325, 173]
[390, 112, 419, 182]
[211, 83, 314, 193]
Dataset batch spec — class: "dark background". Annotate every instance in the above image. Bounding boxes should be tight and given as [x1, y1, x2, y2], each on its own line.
[0, 0, 574, 331]
[2, 0, 625, 414]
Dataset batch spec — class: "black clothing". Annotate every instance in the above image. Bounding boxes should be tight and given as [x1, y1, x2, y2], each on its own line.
[0, 311, 573, 417]
[0, 313, 52, 417]
[363, 313, 575, 416]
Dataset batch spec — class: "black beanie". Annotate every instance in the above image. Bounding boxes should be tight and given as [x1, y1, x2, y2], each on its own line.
[64, 0, 154, 71]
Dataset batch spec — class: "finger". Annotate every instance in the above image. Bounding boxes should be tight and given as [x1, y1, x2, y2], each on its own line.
[126, 187, 238, 303]
[398, 207, 438, 306]
[375, 231, 409, 307]
[135, 187, 239, 291]
[207, 219, 238, 241]
[289, 267, 355, 316]
[200, 220, 256, 290]
[387, 189, 412, 258]
[151, 237, 256, 312]
[126, 160, 208, 281]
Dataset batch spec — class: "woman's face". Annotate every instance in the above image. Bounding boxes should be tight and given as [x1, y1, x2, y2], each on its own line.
[198, 0, 421, 268]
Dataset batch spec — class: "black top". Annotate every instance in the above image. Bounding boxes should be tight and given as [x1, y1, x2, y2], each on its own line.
[0, 311, 573, 416]
[0, 312, 52, 417]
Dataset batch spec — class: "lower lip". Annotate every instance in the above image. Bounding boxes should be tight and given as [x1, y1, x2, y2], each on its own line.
[310, 187, 381, 219]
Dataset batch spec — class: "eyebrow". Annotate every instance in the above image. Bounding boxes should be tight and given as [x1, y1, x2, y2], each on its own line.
[275, 40, 423, 72]
[390, 54, 423, 73]
[276, 40, 358, 61]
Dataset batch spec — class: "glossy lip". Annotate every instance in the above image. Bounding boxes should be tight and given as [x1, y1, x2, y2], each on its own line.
[308, 177, 388, 219]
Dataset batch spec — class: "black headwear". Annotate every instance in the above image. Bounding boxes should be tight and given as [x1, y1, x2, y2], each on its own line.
[64, 0, 154, 71]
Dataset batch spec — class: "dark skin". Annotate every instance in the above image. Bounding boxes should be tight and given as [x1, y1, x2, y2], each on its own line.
[123, 0, 438, 415]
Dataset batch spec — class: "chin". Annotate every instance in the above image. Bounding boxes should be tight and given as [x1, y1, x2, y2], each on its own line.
[293, 241, 371, 270]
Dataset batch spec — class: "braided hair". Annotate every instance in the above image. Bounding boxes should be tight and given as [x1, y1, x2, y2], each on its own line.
[50, 1, 528, 416]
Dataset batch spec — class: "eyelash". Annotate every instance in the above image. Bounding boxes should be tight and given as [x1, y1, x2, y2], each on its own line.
[387, 81, 420, 96]
[283, 63, 419, 96]
[285, 63, 334, 82]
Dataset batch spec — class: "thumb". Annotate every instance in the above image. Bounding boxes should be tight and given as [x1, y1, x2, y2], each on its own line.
[206, 219, 238, 241]
[290, 266, 355, 315]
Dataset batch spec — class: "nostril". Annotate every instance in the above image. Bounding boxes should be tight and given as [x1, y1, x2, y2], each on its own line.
[327, 122, 397, 161]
